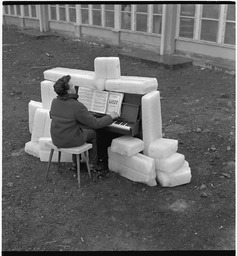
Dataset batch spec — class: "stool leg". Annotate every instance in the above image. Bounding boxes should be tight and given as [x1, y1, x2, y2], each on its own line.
[76, 154, 80, 187]
[85, 150, 91, 179]
[57, 151, 61, 171]
[46, 149, 54, 179]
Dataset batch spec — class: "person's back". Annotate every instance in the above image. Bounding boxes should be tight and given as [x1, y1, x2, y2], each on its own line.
[49, 75, 118, 171]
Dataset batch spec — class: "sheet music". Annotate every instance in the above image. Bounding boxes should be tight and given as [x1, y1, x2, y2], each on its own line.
[106, 92, 124, 116]
[78, 87, 94, 111]
[78, 87, 109, 114]
[91, 90, 109, 113]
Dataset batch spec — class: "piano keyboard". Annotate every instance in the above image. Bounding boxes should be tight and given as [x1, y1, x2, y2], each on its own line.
[109, 120, 133, 131]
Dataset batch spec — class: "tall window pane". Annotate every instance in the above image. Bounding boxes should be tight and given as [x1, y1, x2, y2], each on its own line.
[200, 5, 220, 42]
[31, 5, 37, 17]
[69, 5, 76, 23]
[50, 5, 57, 20]
[136, 5, 148, 32]
[24, 5, 29, 17]
[105, 5, 114, 28]
[121, 4, 131, 30]
[10, 5, 14, 15]
[200, 20, 218, 42]
[92, 5, 101, 26]
[59, 5, 66, 21]
[153, 5, 162, 34]
[224, 5, 235, 45]
[179, 4, 195, 38]
[4, 5, 9, 14]
[16, 5, 21, 16]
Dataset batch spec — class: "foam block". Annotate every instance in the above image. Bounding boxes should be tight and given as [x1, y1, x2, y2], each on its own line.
[41, 80, 57, 109]
[148, 138, 178, 159]
[155, 153, 185, 173]
[108, 147, 157, 186]
[94, 57, 121, 79]
[105, 76, 158, 94]
[43, 67, 105, 90]
[25, 141, 40, 158]
[31, 108, 50, 142]
[142, 91, 162, 155]
[156, 161, 191, 187]
[110, 136, 144, 156]
[28, 100, 42, 133]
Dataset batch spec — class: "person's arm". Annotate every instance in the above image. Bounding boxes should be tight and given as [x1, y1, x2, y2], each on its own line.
[74, 101, 117, 129]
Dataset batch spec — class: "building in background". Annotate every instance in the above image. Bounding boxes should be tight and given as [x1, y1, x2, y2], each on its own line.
[3, 4, 235, 62]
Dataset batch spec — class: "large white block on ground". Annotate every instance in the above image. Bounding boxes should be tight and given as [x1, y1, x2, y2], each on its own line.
[155, 153, 185, 173]
[142, 91, 162, 155]
[31, 108, 50, 142]
[105, 76, 158, 94]
[156, 161, 191, 187]
[25, 141, 40, 158]
[108, 147, 157, 186]
[148, 138, 178, 159]
[94, 57, 121, 79]
[41, 80, 57, 109]
[110, 136, 144, 156]
[43, 67, 105, 91]
[28, 100, 42, 133]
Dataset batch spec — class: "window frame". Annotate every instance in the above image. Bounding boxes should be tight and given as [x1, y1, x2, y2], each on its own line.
[177, 4, 235, 46]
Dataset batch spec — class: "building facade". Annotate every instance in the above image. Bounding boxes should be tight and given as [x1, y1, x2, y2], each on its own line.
[3, 4, 235, 62]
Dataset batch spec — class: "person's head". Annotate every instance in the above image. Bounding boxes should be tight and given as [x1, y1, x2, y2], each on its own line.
[53, 75, 76, 96]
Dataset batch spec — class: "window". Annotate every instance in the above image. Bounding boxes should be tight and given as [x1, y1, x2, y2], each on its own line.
[92, 5, 101, 26]
[121, 4, 131, 30]
[10, 5, 15, 15]
[179, 4, 195, 38]
[200, 4, 220, 42]
[69, 4, 76, 23]
[31, 5, 37, 18]
[153, 4, 162, 34]
[4, 5, 9, 14]
[135, 4, 148, 32]
[59, 4, 66, 21]
[224, 4, 235, 45]
[105, 5, 114, 28]
[24, 5, 29, 17]
[16, 5, 21, 16]
[81, 5, 89, 24]
[50, 5, 57, 20]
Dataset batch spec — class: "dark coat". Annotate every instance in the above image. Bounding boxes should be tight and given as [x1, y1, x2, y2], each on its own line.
[49, 94, 113, 148]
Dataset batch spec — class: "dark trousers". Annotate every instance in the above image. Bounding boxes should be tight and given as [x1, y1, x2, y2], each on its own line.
[72, 128, 98, 165]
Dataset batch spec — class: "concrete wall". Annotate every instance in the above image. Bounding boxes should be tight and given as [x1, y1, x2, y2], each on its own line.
[175, 39, 235, 61]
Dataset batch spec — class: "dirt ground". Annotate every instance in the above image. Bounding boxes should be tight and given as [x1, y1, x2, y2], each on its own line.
[2, 25, 235, 251]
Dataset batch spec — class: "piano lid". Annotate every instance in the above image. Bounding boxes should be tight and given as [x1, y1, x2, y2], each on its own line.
[120, 103, 139, 123]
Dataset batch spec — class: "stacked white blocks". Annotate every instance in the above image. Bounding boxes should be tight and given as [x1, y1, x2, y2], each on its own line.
[25, 56, 191, 187]
[148, 138, 192, 187]
[142, 91, 162, 155]
[108, 136, 157, 186]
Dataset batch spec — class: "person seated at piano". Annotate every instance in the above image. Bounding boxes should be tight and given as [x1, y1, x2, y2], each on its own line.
[49, 75, 118, 172]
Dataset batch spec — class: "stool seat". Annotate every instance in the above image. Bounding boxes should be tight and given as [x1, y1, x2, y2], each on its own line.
[45, 139, 93, 187]
[46, 141, 92, 154]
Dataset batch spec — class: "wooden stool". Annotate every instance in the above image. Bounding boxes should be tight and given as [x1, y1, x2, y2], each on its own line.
[45, 140, 92, 187]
